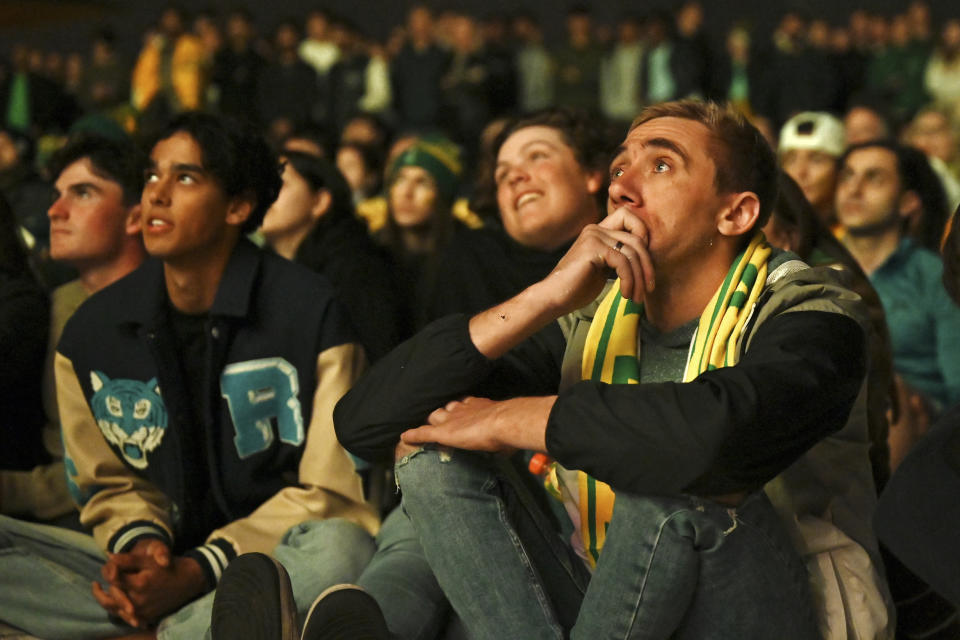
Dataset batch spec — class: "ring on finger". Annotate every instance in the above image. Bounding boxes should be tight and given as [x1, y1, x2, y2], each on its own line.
[613, 240, 624, 252]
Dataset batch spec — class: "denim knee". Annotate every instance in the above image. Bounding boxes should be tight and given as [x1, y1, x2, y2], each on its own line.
[278, 517, 373, 553]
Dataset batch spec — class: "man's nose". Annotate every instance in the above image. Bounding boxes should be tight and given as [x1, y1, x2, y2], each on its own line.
[48, 195, 68, 219]
[608, 168, 639, 206]
[147, 177, 171, 205]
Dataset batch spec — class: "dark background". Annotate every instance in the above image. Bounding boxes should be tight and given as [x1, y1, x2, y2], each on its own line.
[2, 0, 959, 57]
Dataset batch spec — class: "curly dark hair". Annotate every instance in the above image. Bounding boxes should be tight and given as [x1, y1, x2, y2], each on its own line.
[154, 112, 282, 233]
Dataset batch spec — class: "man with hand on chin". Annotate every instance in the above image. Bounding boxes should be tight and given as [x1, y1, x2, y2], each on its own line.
[334, 100, 893, 639]
[0, 113, 377, 639]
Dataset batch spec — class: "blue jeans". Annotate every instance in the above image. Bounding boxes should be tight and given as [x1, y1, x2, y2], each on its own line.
[0, 515, 375, 639]
[396, 447, 819, 640]
[357, 506, 460, 640]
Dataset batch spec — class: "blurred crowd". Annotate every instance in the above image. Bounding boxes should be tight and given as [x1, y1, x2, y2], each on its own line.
[2, 2, 960, 637]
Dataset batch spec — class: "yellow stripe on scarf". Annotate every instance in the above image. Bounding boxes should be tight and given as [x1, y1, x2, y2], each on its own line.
[573, 231, 770, 568]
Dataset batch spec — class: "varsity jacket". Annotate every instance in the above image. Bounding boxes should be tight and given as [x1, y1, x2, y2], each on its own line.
[57, 239, 377, 587]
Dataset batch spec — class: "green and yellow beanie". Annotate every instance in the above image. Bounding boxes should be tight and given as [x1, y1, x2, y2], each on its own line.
[388, 136, 463, 204]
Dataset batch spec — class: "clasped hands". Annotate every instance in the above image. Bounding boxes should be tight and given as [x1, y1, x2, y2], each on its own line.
[92, 538, 206, 629]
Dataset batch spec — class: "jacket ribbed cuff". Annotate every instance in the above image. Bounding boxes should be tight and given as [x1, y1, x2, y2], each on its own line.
[184, 539, 237, 588]
[107, 520, 171, 553]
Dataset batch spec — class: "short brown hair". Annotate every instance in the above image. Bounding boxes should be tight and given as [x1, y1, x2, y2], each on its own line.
[630, 100, 779, 232]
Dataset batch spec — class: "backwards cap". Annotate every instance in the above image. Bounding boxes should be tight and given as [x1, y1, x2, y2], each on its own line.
[779, 112, 846, 157]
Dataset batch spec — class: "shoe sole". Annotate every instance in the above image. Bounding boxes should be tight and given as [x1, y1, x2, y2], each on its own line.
[211, 553, 298, 640]
[301, 584, 390, 640]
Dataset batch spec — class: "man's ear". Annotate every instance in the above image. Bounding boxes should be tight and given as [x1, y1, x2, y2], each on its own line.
[898, 190, 921, 219]
[225, 194, 255, 227]
[585, 170, 605, 196]
[717, 192, 761, 238]
[311, 189, 333, 221]
[124, 204, 142, 236]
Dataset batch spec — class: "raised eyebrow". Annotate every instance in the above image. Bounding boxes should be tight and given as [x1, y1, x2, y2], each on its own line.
[643, 137, 690, 165]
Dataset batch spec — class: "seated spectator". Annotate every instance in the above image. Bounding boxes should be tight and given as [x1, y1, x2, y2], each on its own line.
[752, 11, 843, 127]
[210, 9, 264, 124]
[132, 6, 207, 135]
[1, 43, 74, 136]
[553, 6, 603, 113]
[0, 135, 147, 526]
[438, 13, 494, 163]
[340, 112, 391, 150]
[282, 127, 329, 159]
[765, 171, 894, 488]
[512, 12, 554, 114]
[390, 5, 449, 133]
[213, 106, 617, 640]
[260, 150, 406, 362]
[875, 202, 960, 610]
[835, 141, 960, 422]
[713, 24, 757, 117]
[80, 29, 130, 115]
[374, 137, 463, 326]
[0, 113, 377, 638]
[600, 15, 645, 127]
[778, 111, 845, 228]
[335, 142, 383, 205]
[903, 105, 960, 211]
[258, 21, 318, 144]
[904, 106, 960, 178]
[0, 193, 48, 476]
[328, 100, 892, 639]
[866, 13, 929, 125]
[844, 99, 892, 145]
[426, 108, 612, 321]
[924, 19, 960, 113]
[639, 11, 693, 105]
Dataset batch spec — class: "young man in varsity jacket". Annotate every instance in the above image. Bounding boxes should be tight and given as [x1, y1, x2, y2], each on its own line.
[0, 113, 377, 639]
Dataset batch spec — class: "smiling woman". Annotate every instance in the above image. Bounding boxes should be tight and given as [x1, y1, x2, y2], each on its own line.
[423, 108, 615, 325]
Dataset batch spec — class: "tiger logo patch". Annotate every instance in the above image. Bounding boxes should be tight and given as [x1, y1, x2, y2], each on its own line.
[89, 371, 168, 469]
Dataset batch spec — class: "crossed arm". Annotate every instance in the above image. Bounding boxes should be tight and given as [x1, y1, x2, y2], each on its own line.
[398, 208, 653, 454]
[336, 212, 868, 498]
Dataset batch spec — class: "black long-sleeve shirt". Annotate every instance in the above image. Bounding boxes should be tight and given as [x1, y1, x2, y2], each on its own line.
[335, 269, 866, 497]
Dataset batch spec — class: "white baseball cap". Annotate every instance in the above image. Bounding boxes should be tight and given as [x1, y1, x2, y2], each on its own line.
[778, 112, 846, 157]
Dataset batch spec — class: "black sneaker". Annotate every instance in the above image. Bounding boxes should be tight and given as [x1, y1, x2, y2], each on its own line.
[300, 584, 390, 640]
[211, 552, 299, 640]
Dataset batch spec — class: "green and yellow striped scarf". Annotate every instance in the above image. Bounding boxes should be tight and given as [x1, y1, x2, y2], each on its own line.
[575, 231, 771, 567]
